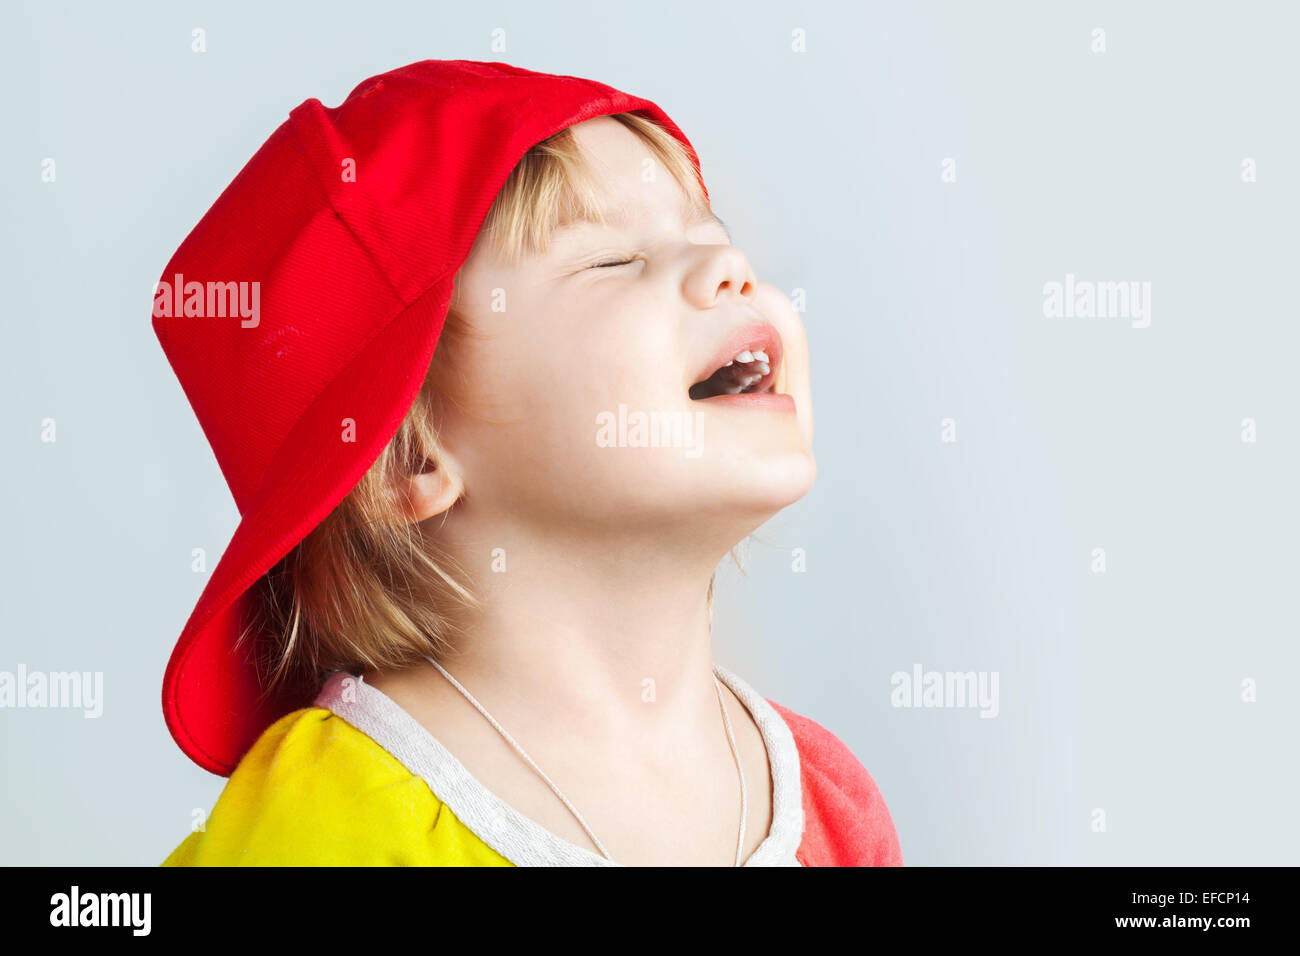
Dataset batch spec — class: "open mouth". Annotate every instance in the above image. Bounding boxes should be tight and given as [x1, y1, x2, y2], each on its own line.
[688, 349, 775, 400]
[688, 323, 783, 401]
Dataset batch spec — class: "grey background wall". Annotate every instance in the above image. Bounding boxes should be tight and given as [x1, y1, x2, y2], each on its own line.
[2, 0, 1295, 865]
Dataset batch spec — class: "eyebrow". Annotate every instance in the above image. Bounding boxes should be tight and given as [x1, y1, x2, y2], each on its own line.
[554, 202, 732, 244]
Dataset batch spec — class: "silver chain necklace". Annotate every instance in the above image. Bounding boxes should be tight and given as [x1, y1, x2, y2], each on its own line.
[422, 655, 748, 866]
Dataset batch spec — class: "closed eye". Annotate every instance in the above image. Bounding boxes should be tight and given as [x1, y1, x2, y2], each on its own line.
[589, 257, 638, 269]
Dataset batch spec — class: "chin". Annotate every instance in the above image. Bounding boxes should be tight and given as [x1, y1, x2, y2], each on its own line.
[764, 449, 818, 507]
[707, 446, 818, 517]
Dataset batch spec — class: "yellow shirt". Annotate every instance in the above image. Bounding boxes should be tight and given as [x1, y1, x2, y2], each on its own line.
[162, 706, 513, 866]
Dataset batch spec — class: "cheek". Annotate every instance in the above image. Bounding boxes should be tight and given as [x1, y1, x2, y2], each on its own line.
[596, 313, 683, 405]
[457, 339, 605, 457]
[444, 292, 688, 501]
[548, 302, 681, 410]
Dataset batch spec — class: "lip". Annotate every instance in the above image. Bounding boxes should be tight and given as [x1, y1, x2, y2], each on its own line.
[693, 389, 796, 413]
[687, 320, 784, 399]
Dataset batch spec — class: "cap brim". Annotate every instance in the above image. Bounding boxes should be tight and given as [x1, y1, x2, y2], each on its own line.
[162, 278, 453, 776]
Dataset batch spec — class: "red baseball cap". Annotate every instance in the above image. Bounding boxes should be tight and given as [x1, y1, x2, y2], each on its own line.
[153, 59, 708, 776]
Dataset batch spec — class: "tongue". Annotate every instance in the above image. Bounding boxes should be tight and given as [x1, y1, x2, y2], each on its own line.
[690, 362, 751, 399]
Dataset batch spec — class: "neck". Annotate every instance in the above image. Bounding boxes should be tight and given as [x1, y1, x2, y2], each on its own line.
[425, 518, 736, 749]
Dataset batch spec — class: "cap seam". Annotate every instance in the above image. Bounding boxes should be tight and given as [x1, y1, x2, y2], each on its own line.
[284, 105, 410, 308]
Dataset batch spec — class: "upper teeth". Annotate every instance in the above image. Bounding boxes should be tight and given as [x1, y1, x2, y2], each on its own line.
[725, 348, 769, 367]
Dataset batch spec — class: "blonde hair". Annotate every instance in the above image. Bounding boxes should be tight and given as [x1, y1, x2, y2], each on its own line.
[245, 111, 742, 700]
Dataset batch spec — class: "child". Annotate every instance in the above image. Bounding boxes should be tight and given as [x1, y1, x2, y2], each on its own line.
[155, 59, 902, 866]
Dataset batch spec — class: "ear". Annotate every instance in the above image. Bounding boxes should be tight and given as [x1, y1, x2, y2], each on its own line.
[403, 451, 465, 523]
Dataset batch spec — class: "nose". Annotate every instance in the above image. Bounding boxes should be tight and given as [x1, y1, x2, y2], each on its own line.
[682, 244, 758, 309]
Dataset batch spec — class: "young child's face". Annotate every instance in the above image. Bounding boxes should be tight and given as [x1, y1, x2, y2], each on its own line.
[436, 116, 814, 544]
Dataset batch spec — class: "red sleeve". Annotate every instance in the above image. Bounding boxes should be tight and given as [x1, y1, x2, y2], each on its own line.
[767, 698, 904, 867]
